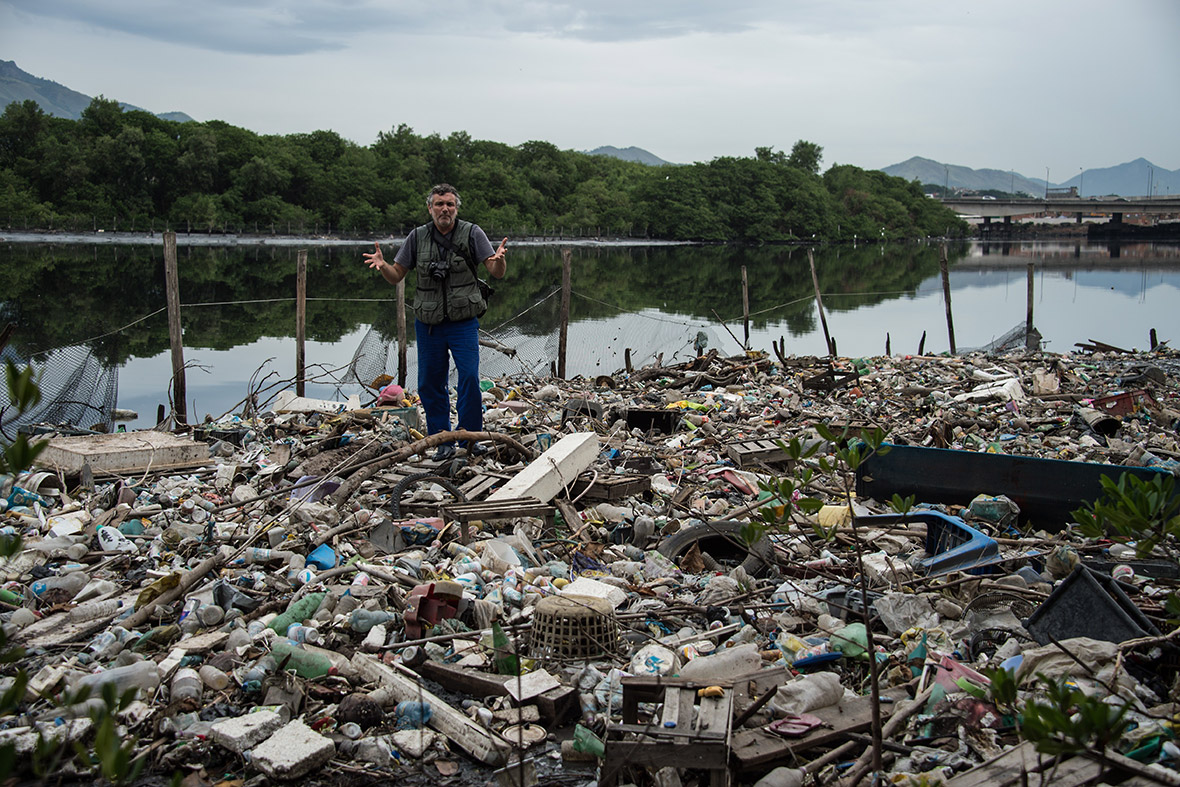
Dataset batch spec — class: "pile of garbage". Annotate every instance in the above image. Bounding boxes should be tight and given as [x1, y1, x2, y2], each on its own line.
[1, 340, 1178, 786]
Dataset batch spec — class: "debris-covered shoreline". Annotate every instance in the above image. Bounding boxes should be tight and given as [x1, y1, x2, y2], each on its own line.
[2, 339, 1179, 786]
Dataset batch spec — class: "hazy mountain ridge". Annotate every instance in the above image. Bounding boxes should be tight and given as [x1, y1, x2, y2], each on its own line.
[585, 145, 673, 166]
[883, 155, 1180, 198]
[4, 61, 1174, 197]
[0, 60, 193, 123]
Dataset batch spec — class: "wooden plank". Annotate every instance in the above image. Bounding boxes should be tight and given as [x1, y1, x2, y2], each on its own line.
[414, 660, 511, 697]
[490, 432, 599, 503]
[352, 653, 510, 766]
[943, 741, 1105, 787]
[732, 686, 908, 771]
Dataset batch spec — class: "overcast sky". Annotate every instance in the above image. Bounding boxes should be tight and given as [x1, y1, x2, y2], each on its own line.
[2, 0, 1177, 180]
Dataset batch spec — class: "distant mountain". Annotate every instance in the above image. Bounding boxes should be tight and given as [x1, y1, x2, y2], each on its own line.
[882, 155, 1179, 198]
[586, 145, 673, 166]
[1057, 158, 1179, 199]
[0, 60, 194, 122]
[882, 156, 1046, 197]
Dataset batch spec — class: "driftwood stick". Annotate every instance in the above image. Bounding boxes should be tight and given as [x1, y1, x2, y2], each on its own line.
[328, 430, 535, 508]
[115, 553, 226, 630]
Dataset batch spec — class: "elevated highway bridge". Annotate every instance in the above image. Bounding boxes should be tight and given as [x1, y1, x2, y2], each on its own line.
[939, 196, 1180, 226]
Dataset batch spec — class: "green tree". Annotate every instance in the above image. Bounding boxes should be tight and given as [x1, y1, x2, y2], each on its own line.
[786, 140, 823, 175]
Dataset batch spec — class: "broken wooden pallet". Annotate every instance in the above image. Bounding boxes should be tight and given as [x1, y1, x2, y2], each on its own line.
[441, 497, 556, 542]
[726, 438, 791, 468]
[602, 676, 734, 787]
[567, 472, 651, 502]
[802, 366, 859, 393]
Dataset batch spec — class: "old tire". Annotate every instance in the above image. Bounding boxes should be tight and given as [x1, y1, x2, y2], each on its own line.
[657, 519, 774, 577]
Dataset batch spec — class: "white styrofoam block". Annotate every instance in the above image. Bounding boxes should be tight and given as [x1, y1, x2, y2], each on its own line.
[251, 719, 335, 779]
[210, 709, 286, 754]
[559, 577, 627, 609]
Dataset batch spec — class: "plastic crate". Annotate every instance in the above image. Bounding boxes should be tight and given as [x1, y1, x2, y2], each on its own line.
[854, 511, 1000, 576]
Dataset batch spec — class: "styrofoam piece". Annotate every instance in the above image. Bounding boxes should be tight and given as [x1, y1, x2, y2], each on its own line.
[559, 578, 627, 609]
[37, 431, 209, 475]
[489, 432, 599, 503]
[210, 712, 287, 755]
[273, 389, 361, 414]
[251, 719, 335, 779]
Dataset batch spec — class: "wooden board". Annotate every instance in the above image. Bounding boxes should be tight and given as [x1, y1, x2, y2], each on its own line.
[352, 653, 510, 766]
[943, 741, 1103, 787]
[731, 686, 910, 772]
[37, 431, 210, 475]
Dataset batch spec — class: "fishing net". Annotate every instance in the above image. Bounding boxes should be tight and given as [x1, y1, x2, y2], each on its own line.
[346, 288, 722, 390]
[0, 344, 119, 434]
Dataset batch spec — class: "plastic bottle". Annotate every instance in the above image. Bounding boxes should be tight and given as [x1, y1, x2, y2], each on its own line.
[270, 639, 334, 679]
[350, 608, 396, 635]
[198, 664, 230, 690]
[87, 627, 134, 660]
[170, 667, 202, 705]
[70, 661, 160, 700]
[69, 598, 125, 623]
[240, 655, 278, 683]
[285, 623, 322, 645]
[267, 592, 327, 635]
[678, 642, 762, 681]
[30, 572, 90, 599]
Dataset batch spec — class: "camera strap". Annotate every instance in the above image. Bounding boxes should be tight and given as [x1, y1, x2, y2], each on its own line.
[430, 223, 481, 280]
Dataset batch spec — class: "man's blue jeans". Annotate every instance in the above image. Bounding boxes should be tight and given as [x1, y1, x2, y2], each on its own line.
[416, 317, 482, 443]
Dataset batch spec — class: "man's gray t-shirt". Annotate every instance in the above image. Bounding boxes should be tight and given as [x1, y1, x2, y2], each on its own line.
[392, 222, 495, 269]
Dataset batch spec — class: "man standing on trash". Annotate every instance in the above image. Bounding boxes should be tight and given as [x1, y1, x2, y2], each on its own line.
[364, 184, 507, 460]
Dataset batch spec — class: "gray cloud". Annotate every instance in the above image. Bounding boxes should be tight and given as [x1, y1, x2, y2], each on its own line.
[3, 0, 835, 52]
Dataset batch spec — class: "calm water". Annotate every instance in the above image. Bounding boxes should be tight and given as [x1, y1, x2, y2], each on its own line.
[1, 238, 1177, 431]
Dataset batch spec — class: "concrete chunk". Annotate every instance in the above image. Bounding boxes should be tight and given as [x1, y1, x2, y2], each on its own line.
[251, 719, 335, 779]
[210, 709, 286, 754]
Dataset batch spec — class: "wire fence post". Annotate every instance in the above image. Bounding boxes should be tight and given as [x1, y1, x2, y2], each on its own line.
[397, 280, 407, 388]
[163, 231, 187, 425]
[296, 249, 307, 396]
[558, 248, 572, 379]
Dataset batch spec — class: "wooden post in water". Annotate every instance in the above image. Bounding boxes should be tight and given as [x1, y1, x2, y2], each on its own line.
[939, 245, 956, 355]
[741, 265, 750, 349]
[396, 280, 408, 388]
[808, 250, 834, 357]
[558, 248, 572, 378]
[918, 330, 927, 356]
[1151, 328, 1158, 351]
[1025, 262, 1036, 350]
[163, 231, 187, 425]
[296, 250, 307, 396]
[885, 333, 891, 357]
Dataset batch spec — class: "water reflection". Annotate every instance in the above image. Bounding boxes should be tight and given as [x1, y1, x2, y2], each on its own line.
[0, 240, 1176, 430]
